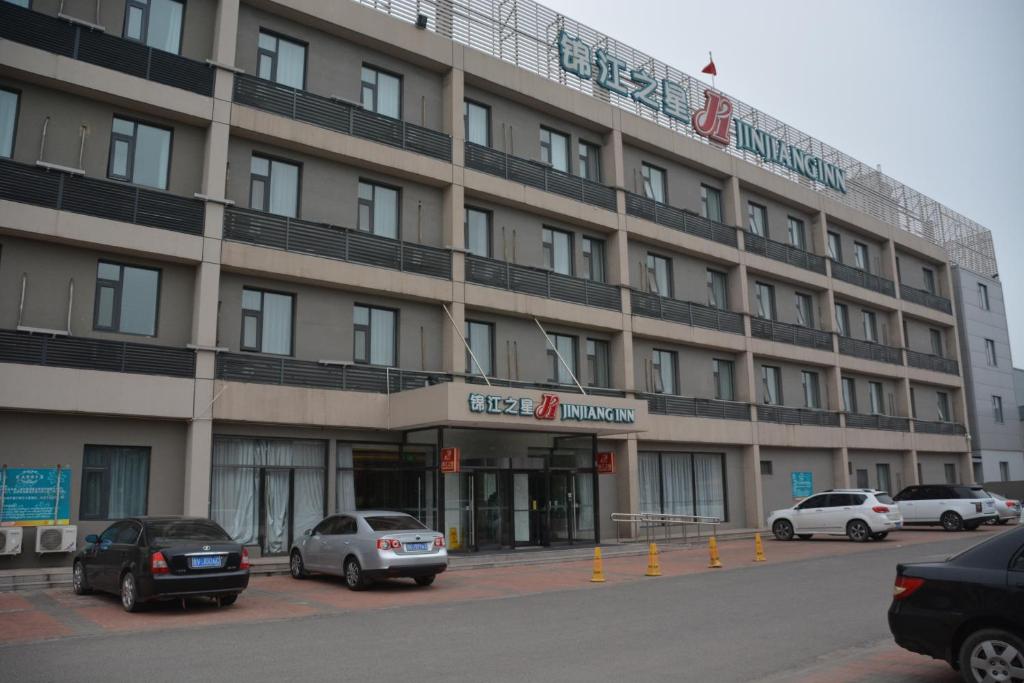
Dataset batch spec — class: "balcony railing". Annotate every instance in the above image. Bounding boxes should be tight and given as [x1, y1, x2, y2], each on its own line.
[465, 376, 626, 397]
[216, 353, 451, 393]
[638, 393, 751, 421]
[0, 329, 195, 378]
[0, 3, 213, 96]
[837, 335, 903, 365]
[223, 207, 452, 280]
[756, 405, 841, 427]
[845, 413, 911, 432]
[912, 419, 966, 436]
[464, 143, 617, 211]
[629, 290, 744, 335]
[744, 233, 826, 274]
[900, 284, 952, 314]
[465, 254, 620, 311]
[623, 192, 738, 247]
[750, 318, 833, 351]
[233, 74, 452, 162]
[830, 261, 896, 297]
[0, 158, 205, 236]
[905, 349, 959, 375]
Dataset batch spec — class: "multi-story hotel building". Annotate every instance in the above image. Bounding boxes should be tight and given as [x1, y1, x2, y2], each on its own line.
[0, 0, 994, 567]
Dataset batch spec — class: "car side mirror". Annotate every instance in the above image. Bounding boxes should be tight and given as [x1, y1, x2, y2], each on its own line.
[304, 529, 312, 537]
[85, 534, 99, 544]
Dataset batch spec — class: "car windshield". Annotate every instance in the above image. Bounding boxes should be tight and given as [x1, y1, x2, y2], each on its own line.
[365, 515, 427, 531]
[876, 494, 895, 504]
[146, 520, 231, 542]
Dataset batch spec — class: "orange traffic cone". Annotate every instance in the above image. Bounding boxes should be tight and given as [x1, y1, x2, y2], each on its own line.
[708, 536, 722, 568]
[645, 542, 661, 576]
[590, 547, 606, 583]
[754, 533, 766, 562]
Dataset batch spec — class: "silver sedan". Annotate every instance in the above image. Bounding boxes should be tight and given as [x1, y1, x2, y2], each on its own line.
[289, 511, 448, 590]
[985, 492, 1021, 525]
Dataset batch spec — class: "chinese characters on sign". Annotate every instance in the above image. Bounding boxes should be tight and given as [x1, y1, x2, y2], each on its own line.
[0, 467, 72, 526]
[596, 452, 616, 474]
[467, 393, 636, 425]
[440, 447, 461, 473]
[791, 471, 814, 499]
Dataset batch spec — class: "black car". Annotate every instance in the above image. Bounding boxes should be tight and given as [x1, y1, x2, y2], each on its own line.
[73, 517, 250, 612]
[889, 525, 1024, 682]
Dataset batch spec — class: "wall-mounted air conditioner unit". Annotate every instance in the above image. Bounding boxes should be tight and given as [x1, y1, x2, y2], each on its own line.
[35, 525, 77, 554]
[0, 528, 23, 556]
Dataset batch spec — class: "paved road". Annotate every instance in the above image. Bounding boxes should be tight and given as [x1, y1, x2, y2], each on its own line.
[0, 530, 1000, 683]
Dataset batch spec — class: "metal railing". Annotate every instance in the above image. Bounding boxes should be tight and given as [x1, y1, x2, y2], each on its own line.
[215, 353, 452, 393]
[837, 335, 903, 365]
[464, 142, 617, 211]
[744, 232, 826, 274]
[637, 393, 751, 421]
[830, 261, 896, 297]
[0, 158, 205, 236]
[0, 3, 213, 95]
[233, 73, 452, 162]
[845, 413, 911, 432]
[223, 206, 452, 280]
[756, 405, 841, 427]
[912, 420, 966, 436]
[749, 318, 833, 351]
[464, 254, 620, 310]
[0, 329, 195, 378]
[899, 284, 953, 314]
[464, 375, 626, 397]
[629, 290, 745, 335]
[610, 512, 721, 546]
[623, 192, 738, 247]
[905, 349, 959, 375]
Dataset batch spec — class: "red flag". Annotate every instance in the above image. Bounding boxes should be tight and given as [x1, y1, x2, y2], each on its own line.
[702, 58, 717, 76]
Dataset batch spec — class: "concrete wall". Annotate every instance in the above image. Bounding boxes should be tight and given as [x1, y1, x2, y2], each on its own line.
[759, 448, 834, 517]
[848, 450, 906, 492]
[622, 145, 724, 214]
[740, 189, 815, 248]
[918, 452, 962, 484]
[627, 238, 731, 303]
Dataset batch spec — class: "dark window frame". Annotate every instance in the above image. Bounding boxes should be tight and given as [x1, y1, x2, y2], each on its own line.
[542, 226, 575, 276]
[794, 291, 814, 328]
[761, 365, 782, 405]
[645, 252, 673, 298]
[835, 302, 850, 337]
[826, 230, 842, 262]
[754, 281, 776, 320]
[586, 337, 610, 388]
[706, 268, 728, 310]
[578, 139, 601, 182]
[921, 267, 936, 294]
[464, 206, 493, 258]
[122, 0, 186, 56]
[547, 332, 578, 384]
[465, 319, 495, 376]
[787, 215, 806, 251]
[79, 445, 152, 521]
[978, 283, 990, 310]
[92, 260, 162, 337]
[249, 152, 302, 216]
[361, 63, 403, 118]
[539, 126, 570, 173]
[801, 370, 821, 409]
[240, 286, 296, 356]
[993, 395, 1004, 423]
[651, 348, 677, 395]
[357, 178, 402, 238]
[581, 236, 606, 283]
[353, 303, 399, 367]
[747, 202, 768, 237]
[700, 184, 723, 222]
[257, 28, 308, 89]
[463, 98, 491, 147]
[841, 376, 857, 413]
[0, 86, 20, 160]
[640, 450, 730, 522]
[712, 358, 734, 401]
[641, 162, 667, 203]
[106, 115, 174, 190]
[853, 241, 869, 272]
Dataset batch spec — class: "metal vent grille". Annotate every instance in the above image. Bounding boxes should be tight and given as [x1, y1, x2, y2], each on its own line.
[39, 528, 63, 551]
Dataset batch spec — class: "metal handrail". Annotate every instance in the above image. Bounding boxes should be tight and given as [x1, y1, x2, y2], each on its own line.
[610, 511, 722, 546]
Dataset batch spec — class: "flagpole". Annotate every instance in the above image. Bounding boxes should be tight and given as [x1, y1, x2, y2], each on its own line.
[709, 51, 715, 89]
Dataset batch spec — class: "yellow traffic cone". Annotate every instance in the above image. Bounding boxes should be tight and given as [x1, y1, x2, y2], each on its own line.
[448, 527, 460, 551]
[645, 542, 661, 576]
[754, 533, 766, 562]
[708, 536, 723, 569]
[590, 547, 606, 583]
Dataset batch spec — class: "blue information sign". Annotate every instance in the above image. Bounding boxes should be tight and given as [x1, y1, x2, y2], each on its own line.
[791, 471, 813, 499]
[0, 467, 72, 526]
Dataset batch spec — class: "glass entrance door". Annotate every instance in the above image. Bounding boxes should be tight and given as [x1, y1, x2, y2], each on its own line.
[473, 471, 505, 549]
[548, 472, 574, 543]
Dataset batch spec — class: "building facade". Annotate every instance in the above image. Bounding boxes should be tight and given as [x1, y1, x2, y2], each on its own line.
[0, 0, 980, 568]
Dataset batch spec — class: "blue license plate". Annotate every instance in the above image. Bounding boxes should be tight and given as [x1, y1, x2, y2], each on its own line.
[406, 543, 429, 552]
[189, 555, 223, 569]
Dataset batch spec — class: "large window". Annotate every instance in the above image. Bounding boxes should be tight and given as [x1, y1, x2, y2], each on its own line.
[93, 261, 160, 336]
[841, 377, 856, 412]
[586, 338, 610, 388]
[713, 359, 734, 401]
[547, 333, 577, 385]
[361, 65, 401, 118]
[944, 463, 957, 485]
[241, 288, 293, 355]
[250, 154, 299, 218]
[80, 446, 150, 520]
[463, 100, 490, 146]
[701, 185, 723, 222]
[123, 0, 184, 54]
[465, 207, 492, 258]
[337, 443, 435, 528]
[910, 387, 917, 418]
[638, 451, 726, 520]
[651, 349, 677, 395]
[835, 303, 850, 337]
[0, 88, 18, 158]
[706, 269, 728, 310]
[354, 304, 397, 367]
[862, 309, 878, 342]
[854, 242, 869, 272]
[761, 366, 782, 405]
[747, 202, 767, 237]
[578, 140, 601, 182]
[543, 227, 573, 276]
[787, 217, 806, 250]
[646, 253, 672, 297]
[465, 320, 494, 375]
[801, 370, 821, 409]
[922, 267, 936, 294]
[795, 292, 814, 328]
[993, 395, 1004, 423]
[868, 381, 884, 415]
[1000, 461, 1010, 482]
[540, 127, 570, 173]
[929, 329, 943, 356]
[978, 283, 990, 310]
[107, 117, 171, 190]
[755, 282, 776, 320]
[985, 338, 998, 366]
[258, 30, 306, 89]
[357, 181, 400, 239]
[827, 231, 842, 262]
[641, 163, 666, 203]
[582, 237, 606, 283]
[876, 464, 892, 494]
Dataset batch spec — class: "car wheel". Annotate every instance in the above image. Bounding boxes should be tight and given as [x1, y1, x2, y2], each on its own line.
[871, 532, 889, 541]
[986, 517, 998, 526]
[120, 572, 141, 613]
[219, 594, 238, 607]
[942, 511, 964, 532]
[414, 575, 436, 587]
[959, 629, 1024, 683]
[772, 519, 795, 541]
[997, 519, 1010, 526]
[846, 519, 870, 542]
[344, 557, 369, 591]
[964, 522, 981, 531]
[797, 534, 813, 540]
[290, 551, 308, 580]
[72, 560, 91, 595]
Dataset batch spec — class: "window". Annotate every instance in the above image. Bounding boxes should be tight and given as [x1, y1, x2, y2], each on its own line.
[910, 387, 917, 418]
[465, 320, 494, 375]
[0, 88, 17, 158]
[795, 292, 814, 328]
[922, 267, 936, 294]
[868, 381, 884, 415]
[242, 288, 294, 355]
[578, 141, 601, 182]
[713, 359, 734, 401]
[107, 117, 171, 190]
[854, 242, 869, 272]
[123, 0, 184, 54]
[586, 339, 610, 388]
[895, 256, 903, 283]
[651, 349, 677, 395]
[463, 100, 490, 146]
[827, 231, 842, 262]
[361, 65, 401, 118]
[646, 253, 672, 297]
[250, 155, 300, 218]
[543, 227, 573, 276]
[761, 366, 782, 405]
[993, 395, 1004, 423]
[862, 310, 878, 342]
[354, 305, 397, 366]
[582, 237, 606, 283]
[835, 303, 850, 337]
[902, 319, 909, 348]
[257, 30, 306, 89]
[760, 460, 773, 476]
[641, 163, 666, 203]
[464, 207, 491, 258]
[936, 392, 950, 422]
[944, 463, 957, 485]
[80, 446, 150, 520]
[841, 377, 856, 413]
[638, 451, 726, 519]
[985, 338, 997, 366]
[801, 371, 821, 409]
[787, 216, 806, 250]
[540, 127, 570, 173]
[754, 282, 776, 320]
[4, 0, 31, 6]
[747, 202, 767, 237]
[357, 181, 400, 239]
[978, 283, 990, 310]
[917, 462, 923, 484]
[706, 269, 728, 310]
[876, 464, 892, 493]
[701, 185, 723, 222]
[929, 329, 943, 357]
[1000, 461, 1010, 482]
[547, 333, 577, 385]
[93, 261, 160, 336]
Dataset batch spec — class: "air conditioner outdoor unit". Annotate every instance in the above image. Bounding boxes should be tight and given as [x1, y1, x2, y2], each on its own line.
[0, 528, 23, 556]
[35, 525, 77, 554]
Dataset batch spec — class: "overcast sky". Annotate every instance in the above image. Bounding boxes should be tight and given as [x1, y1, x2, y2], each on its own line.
[542, 0, 1024, 366]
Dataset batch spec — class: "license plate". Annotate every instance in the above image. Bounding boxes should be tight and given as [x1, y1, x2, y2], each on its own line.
[896, 521, 902, 528]
[189, 555, 223, 569]
[405, 543, 429, 552]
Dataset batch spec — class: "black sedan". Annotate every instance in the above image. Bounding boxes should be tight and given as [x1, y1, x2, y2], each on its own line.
[889, 525, 1024, 682]
[73, 517, 250, 612]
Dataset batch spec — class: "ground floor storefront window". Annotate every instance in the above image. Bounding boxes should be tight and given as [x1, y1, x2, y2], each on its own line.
[638, 451, 726, 520]
[337, 443, 436, 529]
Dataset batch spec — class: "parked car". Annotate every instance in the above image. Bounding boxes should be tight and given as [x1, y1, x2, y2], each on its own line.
[73, 517, 249, 612]
[290, 511, 447, 590]
[768, 489, 903, 542]
[985, 492, 1021, 526]
[893, 485, 998, 531]
[889, 524, 1024, 682]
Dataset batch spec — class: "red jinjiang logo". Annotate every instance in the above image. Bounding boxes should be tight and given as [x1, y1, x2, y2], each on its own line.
[692, 89, 733, 145]
[534, 394, 561, 420]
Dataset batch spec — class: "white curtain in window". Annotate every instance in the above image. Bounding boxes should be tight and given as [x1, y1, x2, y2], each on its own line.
[373, 186, 398, 238]
[554, 335, 575, 385]
[336, 445, 356, 511]
[638, 453, 661, 513]
[0, 89, 17, 158]
[211, 439, 259, 544]
[148, 0, 183, 54]
[467, 322, 492, 375]
[293, 468, 324, 539]
[694, 453, 725, 519]
[370, 308, 396, 366]
[467, 105, 488, 145]
[661, 453, 693, 516]
[575, 473, 594, 535]
[269, 161, 299, 218]
[552, 231, 571, 275]
[261, 292, 292, 355]
[263, 470, 290, 554]
[377, 72, 401, 118]
[132, 124, 170, 190]
[107, 447, 149, 517]
[276, 40, 306, 88]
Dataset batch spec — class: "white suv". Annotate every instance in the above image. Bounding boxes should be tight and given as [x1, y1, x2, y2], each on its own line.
[892, 485, 997, 530]
[768, 489, 903, 542]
